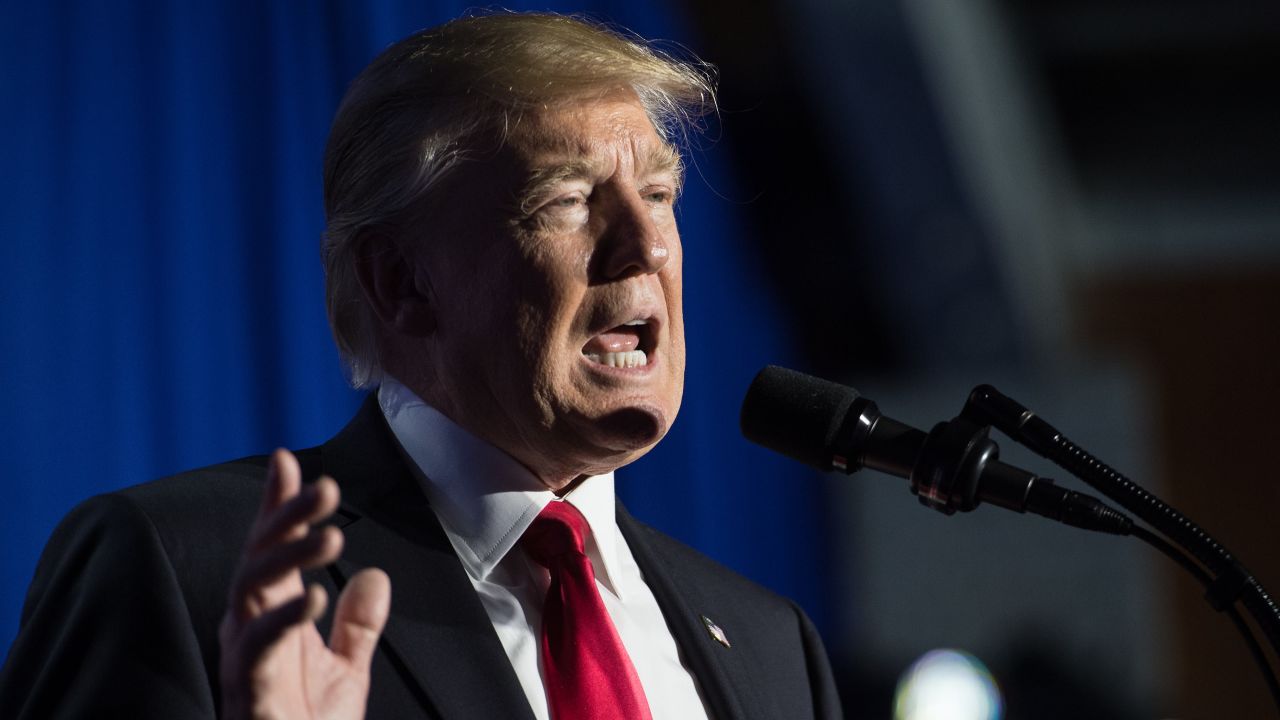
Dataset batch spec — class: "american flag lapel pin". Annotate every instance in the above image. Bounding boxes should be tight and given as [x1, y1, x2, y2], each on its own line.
[701, 615, 731, 648]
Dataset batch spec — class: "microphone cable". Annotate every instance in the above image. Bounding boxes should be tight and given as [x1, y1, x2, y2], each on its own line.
[1129, 524, 1280, 714]
[964, 384, 1280, 716]
[963, 386, 1280, 663]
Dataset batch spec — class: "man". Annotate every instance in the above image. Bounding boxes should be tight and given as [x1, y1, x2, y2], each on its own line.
[0, 13, 841, 719]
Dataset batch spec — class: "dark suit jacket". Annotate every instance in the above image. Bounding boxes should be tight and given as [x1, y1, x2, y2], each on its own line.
[0, 397, 842, 719]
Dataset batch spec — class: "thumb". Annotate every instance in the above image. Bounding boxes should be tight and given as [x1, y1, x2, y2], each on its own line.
[329, 568, 391, 668]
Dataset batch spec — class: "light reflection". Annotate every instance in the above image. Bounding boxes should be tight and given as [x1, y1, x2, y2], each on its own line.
[893, 648, 1003, 720]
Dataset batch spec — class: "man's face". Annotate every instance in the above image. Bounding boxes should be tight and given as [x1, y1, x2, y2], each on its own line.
[410, 93, 685, 489]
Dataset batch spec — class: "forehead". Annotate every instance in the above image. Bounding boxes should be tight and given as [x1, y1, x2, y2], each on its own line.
[505, 95, 679, 171]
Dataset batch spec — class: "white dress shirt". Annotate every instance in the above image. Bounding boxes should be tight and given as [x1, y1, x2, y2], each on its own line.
[377, 378, 709, 720]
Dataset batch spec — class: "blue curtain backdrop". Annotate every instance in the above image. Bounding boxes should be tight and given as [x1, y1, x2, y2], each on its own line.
[0, 1, 825, 656]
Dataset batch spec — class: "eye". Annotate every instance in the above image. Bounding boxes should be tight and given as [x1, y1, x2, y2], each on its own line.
[537, 187, 592, 215]
[550, 194, 587, 208]
[522, 189, 591, 229]
[642, 187, 675, 205]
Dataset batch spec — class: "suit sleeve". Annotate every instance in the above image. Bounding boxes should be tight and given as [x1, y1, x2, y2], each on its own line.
[0, 494, 218, 719]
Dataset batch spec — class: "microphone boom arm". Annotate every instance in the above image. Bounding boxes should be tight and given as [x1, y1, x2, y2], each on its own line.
[962, 384, 1280, 663]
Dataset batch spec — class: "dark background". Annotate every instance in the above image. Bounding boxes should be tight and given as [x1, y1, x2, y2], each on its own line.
[3, 1, 1278, 717]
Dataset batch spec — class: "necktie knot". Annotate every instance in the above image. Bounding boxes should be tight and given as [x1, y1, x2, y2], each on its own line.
[522, 501, 589, 568]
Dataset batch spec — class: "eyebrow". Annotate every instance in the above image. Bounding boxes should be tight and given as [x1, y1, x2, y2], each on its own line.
[646, 142, 685, 191]
[514, 143, 685, 216]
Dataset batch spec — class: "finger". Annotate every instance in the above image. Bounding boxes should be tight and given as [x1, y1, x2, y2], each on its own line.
[249, 476, 341, 551]
[231, 526, 343, 619]
[237, 584, 328, 668]
[329, 568, 391, 668]
[256, 449, 302, 523]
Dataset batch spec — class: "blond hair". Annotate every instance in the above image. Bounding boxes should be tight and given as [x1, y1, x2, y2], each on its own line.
[321, 12, 717, 388]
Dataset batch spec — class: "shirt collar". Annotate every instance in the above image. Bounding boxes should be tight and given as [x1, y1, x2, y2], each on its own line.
[377, 378, 624, 596]
[552, 462, 621, 597]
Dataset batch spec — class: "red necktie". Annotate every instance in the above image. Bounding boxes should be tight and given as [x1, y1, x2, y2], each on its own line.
[522, 501, 654, 720]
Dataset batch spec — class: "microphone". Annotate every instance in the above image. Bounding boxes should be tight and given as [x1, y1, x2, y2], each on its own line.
[740, 365, 1132, 535]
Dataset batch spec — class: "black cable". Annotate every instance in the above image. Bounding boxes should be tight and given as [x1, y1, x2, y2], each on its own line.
[1046, 436, 1280, 655]
[1131, 525, 1280, 716]
[964, 386, 1280, 659]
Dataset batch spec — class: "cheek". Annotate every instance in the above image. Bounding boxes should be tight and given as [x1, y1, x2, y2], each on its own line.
[663, 248, 685, 332]
[517, 235, 589, 320]
[663, 250, 687, 383]
[513, 222, 589, 284]
[508, 267, 589, 375]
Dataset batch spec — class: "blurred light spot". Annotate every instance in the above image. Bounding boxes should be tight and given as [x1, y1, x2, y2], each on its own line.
[894, 648, 1003, 720]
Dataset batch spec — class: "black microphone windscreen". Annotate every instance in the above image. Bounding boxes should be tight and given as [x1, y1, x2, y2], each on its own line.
[740, 365, 861, 471]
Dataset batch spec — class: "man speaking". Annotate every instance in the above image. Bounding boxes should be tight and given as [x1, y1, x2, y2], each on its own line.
[0, 13, 841, 719]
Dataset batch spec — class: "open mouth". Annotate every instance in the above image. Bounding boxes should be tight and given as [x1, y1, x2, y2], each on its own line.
[582, 319, 657, 368]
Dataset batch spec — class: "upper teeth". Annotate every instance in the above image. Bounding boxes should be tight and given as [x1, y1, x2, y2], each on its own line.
[623, 319, 646, 326]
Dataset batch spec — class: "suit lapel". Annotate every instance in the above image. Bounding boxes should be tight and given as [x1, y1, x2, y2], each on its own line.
[320, 397, 535, 720]
[617, 505, 749, 720]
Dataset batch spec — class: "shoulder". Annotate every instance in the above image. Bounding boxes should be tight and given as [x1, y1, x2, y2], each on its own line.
[38, 455, 272, 571]
[1, 454, 298, 718]
[101, 447, 325, 549]
[619, 508, 793, 611]
[1, 448, 331, 718]
[21, 451, 305, 634]
[25, 448, 328, 652]
[114, 456, 267, 527]
[619, 509, 844, 718]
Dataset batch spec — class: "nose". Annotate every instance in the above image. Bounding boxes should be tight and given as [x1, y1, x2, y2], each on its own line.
[592, 191, 670, 282]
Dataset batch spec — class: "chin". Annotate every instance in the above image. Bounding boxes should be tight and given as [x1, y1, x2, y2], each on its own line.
[563, 400, 673, 466]
[597, 404, 669, 449]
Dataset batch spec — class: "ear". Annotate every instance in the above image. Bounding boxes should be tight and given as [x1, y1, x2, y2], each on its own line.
[353, 230, 437, 337]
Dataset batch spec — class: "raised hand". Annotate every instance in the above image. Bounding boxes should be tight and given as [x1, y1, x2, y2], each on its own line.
[219, 449, 391, 720]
